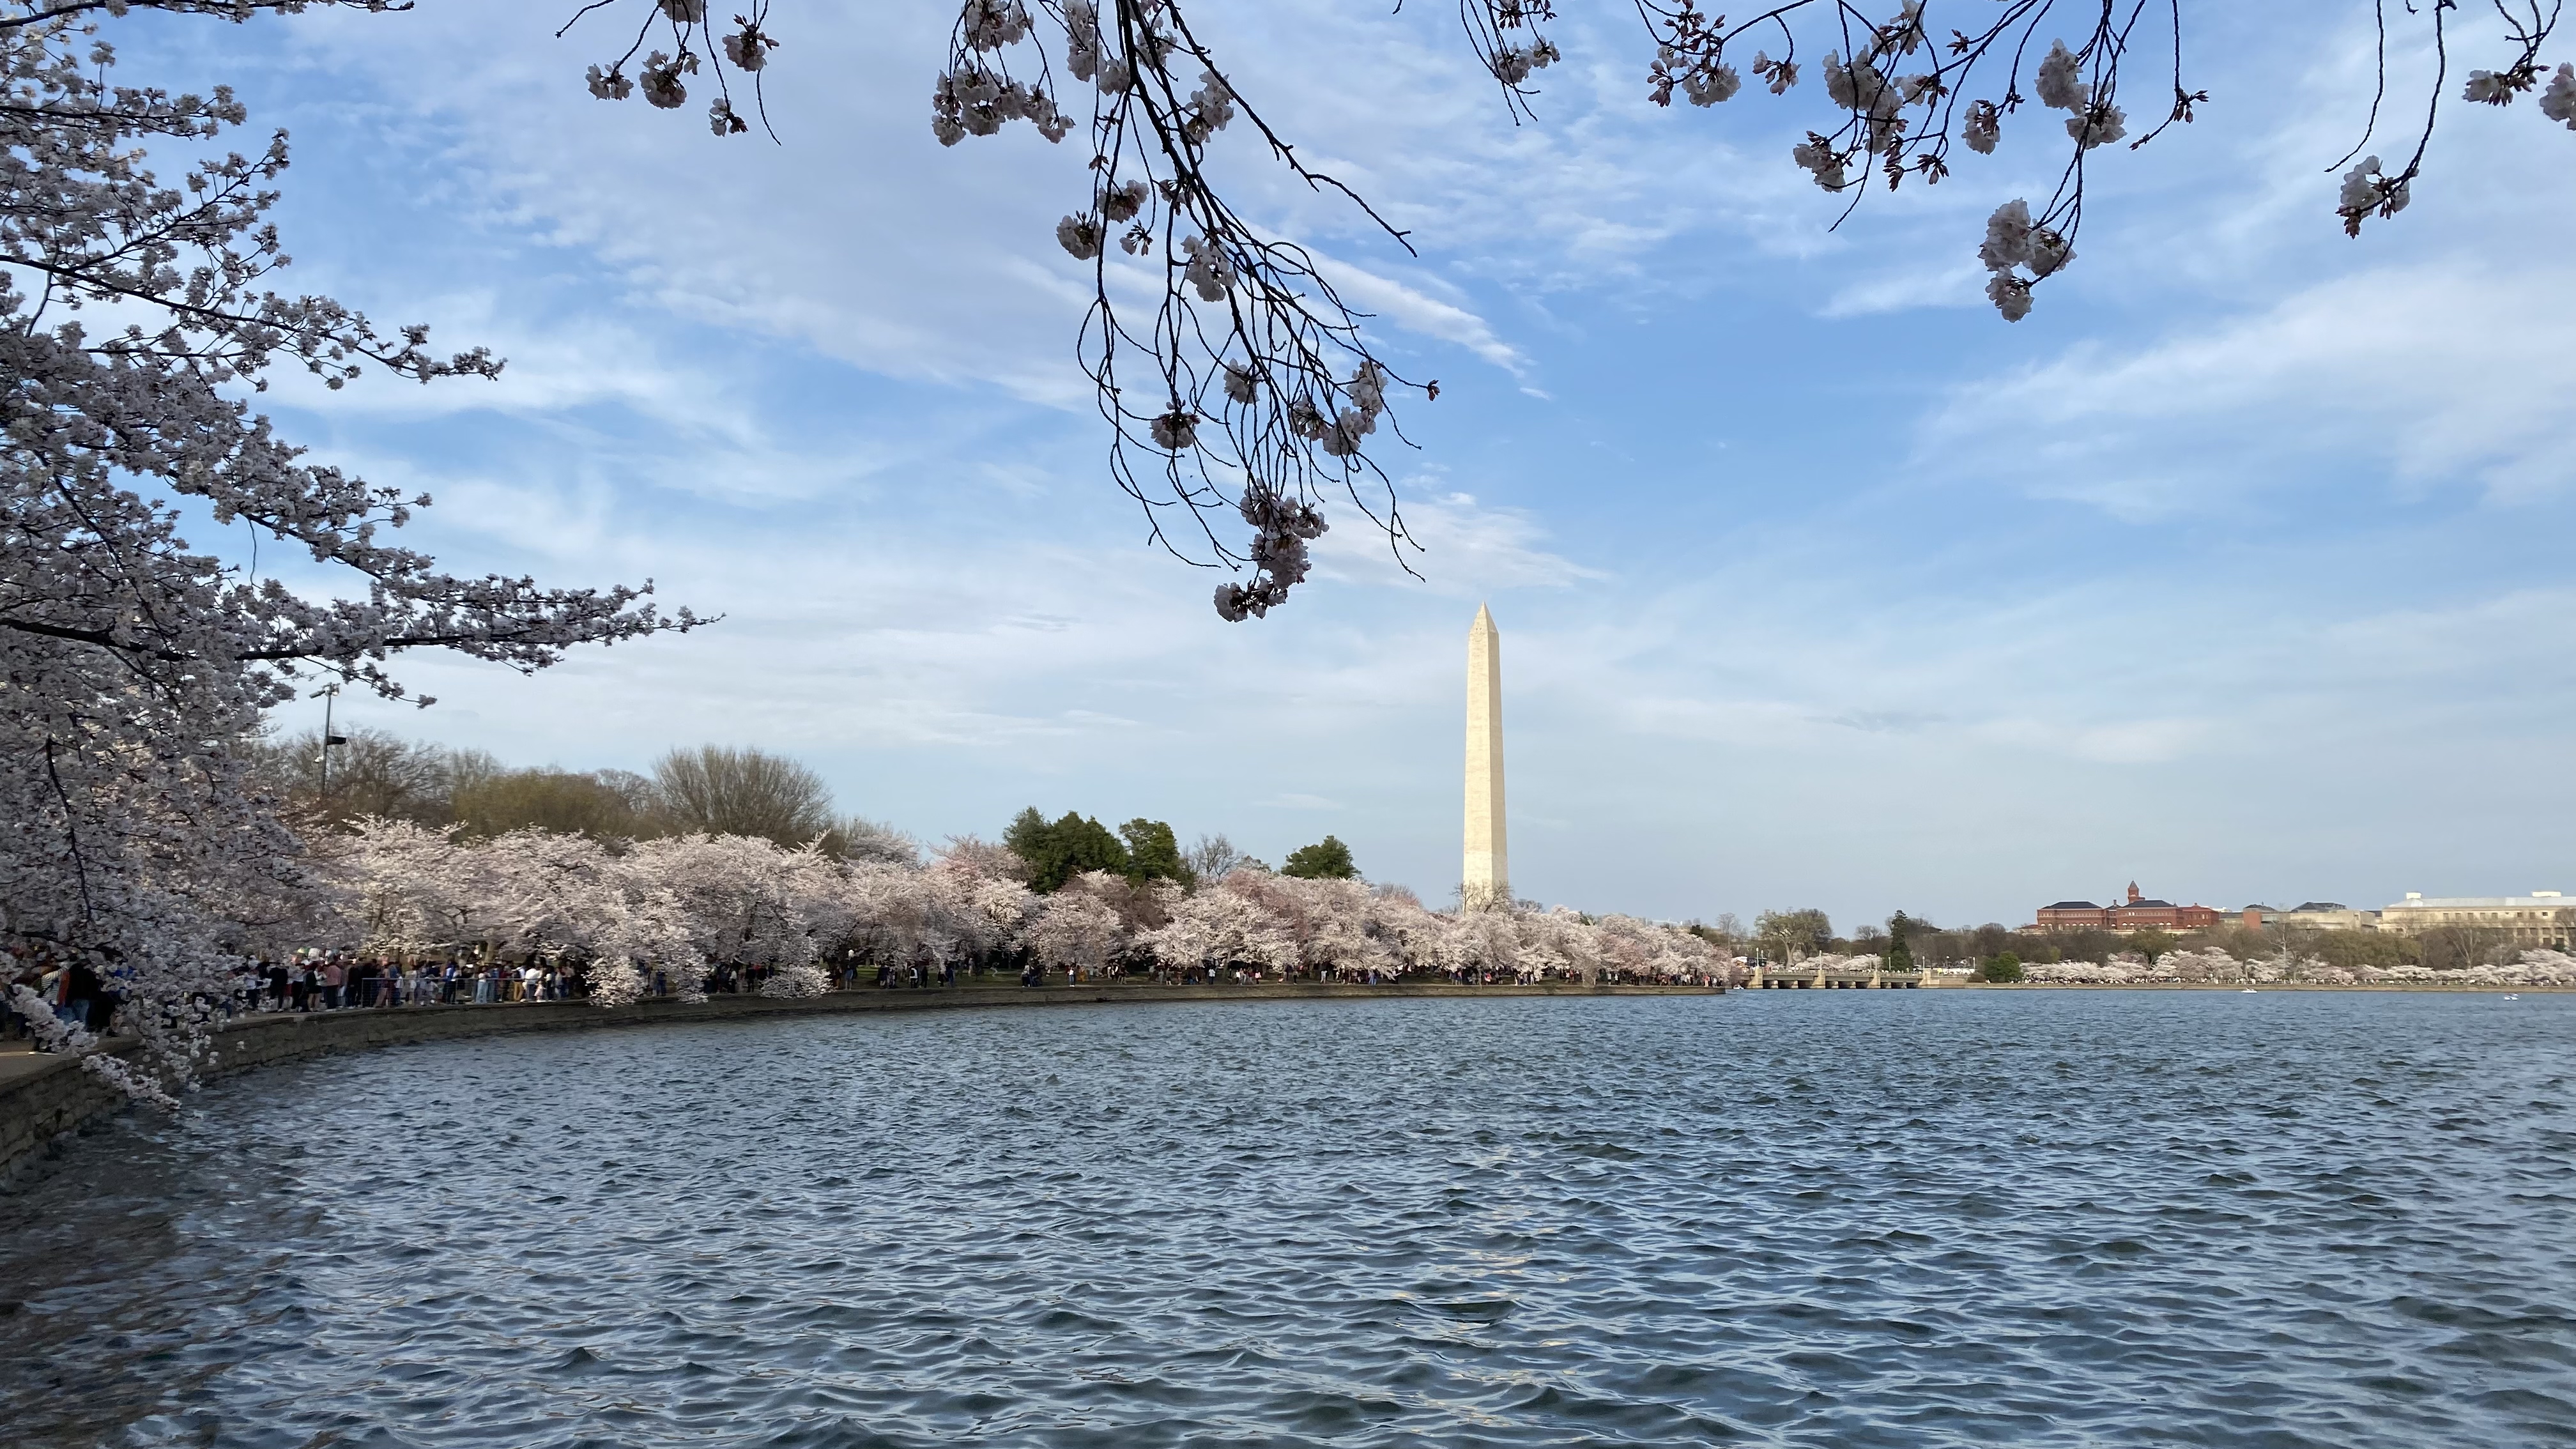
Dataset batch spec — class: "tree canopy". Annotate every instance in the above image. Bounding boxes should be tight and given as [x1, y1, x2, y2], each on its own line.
[1281, 835, 1358, 880]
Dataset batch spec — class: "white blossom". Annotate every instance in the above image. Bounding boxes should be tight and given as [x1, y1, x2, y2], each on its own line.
[1977, 197, 2034, 271]
[1962, 98, 2000, 153]
[2336, 154, 2411, 233]
[2028, 227, 2073, 278]
[1792, 136, 1848, 190]
[723, 22, 776, 73]
[586, 64, 634, 101]
[1064, 0, 1103, 80]
[2067, 102, 2126, 149]
[1984, 270, 2032, 322]
[1101, 178, 1149, 222]
[2462, 70, 2513, 105]
[1056, 213, 1105, 261]
[1683, 65, 1742, 106]
[1151, 407, 1199, 450]
[960, 0, 1033, 52]
[1181, 234, 1236, 300]
[2540, 64, 2576, 127]
[641, 52, 689, 110]
[2034, 40, 2089, 111]
[1186, 69, 1236, 141]
[1347, 362, 1386, 418]
[1493, 37, 1560, 88]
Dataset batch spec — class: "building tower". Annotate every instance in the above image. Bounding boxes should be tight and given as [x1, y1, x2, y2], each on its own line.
[1464, 603, 1510, 910]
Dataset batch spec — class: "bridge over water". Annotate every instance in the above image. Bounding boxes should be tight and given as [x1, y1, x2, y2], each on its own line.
[1746, 965, 1924, 989]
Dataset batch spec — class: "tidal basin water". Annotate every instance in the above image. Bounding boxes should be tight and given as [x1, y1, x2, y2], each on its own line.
[4, 992, 2573, 1448]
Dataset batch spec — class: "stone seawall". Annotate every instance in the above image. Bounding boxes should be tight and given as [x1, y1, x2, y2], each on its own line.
[0, 981, 1718, 1184]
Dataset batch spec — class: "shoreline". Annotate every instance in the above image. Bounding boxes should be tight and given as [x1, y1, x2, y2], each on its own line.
[0, 981, 1717, 1183]
[1920, 981, 2570, 993]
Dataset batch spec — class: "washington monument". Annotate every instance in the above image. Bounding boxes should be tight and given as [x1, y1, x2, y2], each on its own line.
[1464, 603, 1509, 909]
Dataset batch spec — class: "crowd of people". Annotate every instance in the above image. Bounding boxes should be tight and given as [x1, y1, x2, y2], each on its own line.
[4, 944, 118, 1045]
[224, 952, 587, 1014]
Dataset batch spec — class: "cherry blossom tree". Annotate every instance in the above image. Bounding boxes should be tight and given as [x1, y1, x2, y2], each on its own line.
[2021, 943, 2576, 987]
[329, 819, 1733, 996]
[2, 1, 699, 1093]
[1142, 876, 1298, 976]
[1026, 884, 1125, 974]
[627, 835, 834, 996]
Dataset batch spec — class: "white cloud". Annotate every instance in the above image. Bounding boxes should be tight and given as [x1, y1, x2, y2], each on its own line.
[1312, 255, 1528, 372]
[1312, 477, 1600, 594]
[1922, 263, 2576, 519]
[1820, 261, 1984, 318]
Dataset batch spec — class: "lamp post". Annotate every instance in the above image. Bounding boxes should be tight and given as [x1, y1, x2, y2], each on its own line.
[316, 684, 346, 804]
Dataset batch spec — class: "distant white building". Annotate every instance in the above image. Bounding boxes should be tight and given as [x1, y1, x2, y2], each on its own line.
[2239, 901, 2381, 932]
[2376, 892, 2576, 950]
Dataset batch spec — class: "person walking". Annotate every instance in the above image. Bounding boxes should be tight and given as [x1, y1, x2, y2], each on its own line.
[36, 957, 72, 1029]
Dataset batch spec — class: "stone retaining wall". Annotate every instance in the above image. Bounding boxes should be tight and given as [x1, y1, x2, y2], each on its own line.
[1, 981, 1715, 1184]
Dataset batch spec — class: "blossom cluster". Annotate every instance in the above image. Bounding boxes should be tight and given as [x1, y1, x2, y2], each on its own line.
[1975, 198, 2072, 323]
[2020, 947, 2576, 988]
[1633, 3, 2572, 323]
[326, 824, 1735, 992]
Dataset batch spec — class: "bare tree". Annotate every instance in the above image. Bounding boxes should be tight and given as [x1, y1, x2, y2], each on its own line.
[2414, 923, 2511, 972]
[240, 726, 496, 827]
[825, 815, 923, 866]
[451, 769, 648, 839]
[1182, 831, 1249, 882]
[649, 745, 835, 847]
[1755, 907, 1834, 962]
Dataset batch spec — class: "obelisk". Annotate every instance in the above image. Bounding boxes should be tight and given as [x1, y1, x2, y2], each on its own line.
[1464, 603, 1509, 910]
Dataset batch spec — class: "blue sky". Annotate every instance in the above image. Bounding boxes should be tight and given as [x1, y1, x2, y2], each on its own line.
[142, 3, 2576, 930]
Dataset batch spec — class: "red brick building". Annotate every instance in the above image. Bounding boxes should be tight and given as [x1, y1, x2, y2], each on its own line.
[2031, 882, 2222, 933]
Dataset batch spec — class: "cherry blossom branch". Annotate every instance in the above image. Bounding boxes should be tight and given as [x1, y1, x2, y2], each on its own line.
[1620, 1, 2570, 318]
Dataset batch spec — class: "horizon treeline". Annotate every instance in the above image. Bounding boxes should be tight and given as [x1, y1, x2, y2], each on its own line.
[249, 728, 1367, 889]
[1698, 906, 2503, 974]
[247, 728, 918, 862]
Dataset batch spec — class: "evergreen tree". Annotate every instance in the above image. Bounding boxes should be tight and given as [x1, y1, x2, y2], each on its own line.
[1885, 910, 1916, 971]
[1118, 818, 1191, 886]
[1004, 808, 1131, 892]
[1281, 835, 1358, 880]
[1004, 807, 1052, 862]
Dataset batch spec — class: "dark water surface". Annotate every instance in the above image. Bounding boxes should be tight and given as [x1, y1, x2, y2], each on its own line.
[4, 991, 2573, 1447]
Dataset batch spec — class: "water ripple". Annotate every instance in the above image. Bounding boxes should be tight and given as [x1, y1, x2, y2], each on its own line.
[3, 991, 2572, 1446]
